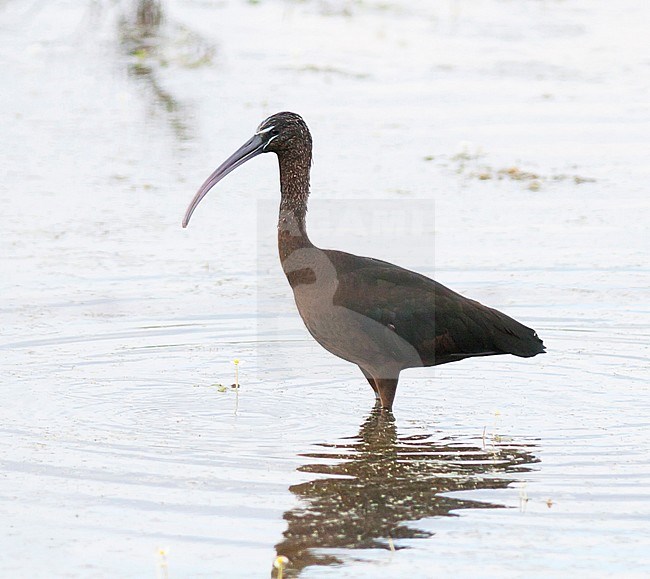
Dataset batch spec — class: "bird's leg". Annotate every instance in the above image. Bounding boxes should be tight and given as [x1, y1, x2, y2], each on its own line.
[358, 366, 380, 401]
[375, 378, 399, 412]
[360, 367, 399, 410]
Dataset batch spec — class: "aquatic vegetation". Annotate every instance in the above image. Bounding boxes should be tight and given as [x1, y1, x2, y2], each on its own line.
[156, 547, 169, 579]
[273, 555, 289, 578]
[425, 146, 595, 191]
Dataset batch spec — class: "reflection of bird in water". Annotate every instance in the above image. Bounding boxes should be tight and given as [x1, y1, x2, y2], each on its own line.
[272, 410, 539, 577]
[182, 112, 545, 411]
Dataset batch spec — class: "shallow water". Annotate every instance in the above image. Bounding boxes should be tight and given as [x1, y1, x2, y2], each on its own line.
[1, 0, 649, 577]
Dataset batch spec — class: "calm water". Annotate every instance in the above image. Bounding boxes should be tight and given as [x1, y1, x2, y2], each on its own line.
[1, 0, 649, 577]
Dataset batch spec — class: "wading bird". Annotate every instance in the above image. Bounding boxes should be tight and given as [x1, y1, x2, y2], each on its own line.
[182, 112, 544, 411]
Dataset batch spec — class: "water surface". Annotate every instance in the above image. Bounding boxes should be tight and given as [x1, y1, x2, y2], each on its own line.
[1, 0, 649, 576]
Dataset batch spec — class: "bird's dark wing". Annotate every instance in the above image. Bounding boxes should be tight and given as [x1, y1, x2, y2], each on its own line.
[327, 250, 544, 366]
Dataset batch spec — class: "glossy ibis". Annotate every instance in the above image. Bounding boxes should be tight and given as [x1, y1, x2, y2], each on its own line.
[182, 112, 545, 411]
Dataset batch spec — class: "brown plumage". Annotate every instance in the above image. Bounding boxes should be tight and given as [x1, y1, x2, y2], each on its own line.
[182, 112, 545, 411]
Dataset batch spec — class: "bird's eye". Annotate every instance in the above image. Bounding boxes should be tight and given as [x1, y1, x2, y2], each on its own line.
[271, 128, 280, 136]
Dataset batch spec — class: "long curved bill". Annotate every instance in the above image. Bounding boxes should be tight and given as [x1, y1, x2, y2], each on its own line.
[182, 133, 265, 228]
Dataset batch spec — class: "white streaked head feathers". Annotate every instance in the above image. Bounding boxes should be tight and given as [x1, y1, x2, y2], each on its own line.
[255, 125, 275, 135]
[263, 134, 279, 151]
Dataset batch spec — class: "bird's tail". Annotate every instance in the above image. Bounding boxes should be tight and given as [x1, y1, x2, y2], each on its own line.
[488, 308, 545, 358]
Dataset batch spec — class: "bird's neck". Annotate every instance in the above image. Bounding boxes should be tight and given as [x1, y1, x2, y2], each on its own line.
[277, 152, 313, 264]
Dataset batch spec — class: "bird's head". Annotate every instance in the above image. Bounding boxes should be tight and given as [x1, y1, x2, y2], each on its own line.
[182, 112, 311, 228]
[255, 111, 311, 154]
